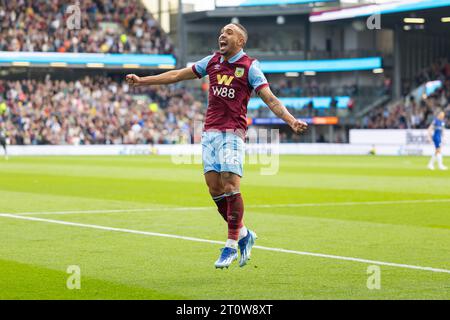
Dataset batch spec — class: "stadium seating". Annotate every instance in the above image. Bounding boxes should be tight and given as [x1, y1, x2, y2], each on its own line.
[0, 77, 202, 145]
[0, 0, 174, 54]
[1, 2, 447, 145]
[360, 59, 450, 129]
[0, 75, 356, 145]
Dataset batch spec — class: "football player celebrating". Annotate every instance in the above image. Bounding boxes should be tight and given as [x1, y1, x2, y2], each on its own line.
[126, 23, 307, 268]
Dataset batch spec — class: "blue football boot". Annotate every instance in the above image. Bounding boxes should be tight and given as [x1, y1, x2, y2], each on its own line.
[214, 247, 238, 269]
[238, 229, 257, 267]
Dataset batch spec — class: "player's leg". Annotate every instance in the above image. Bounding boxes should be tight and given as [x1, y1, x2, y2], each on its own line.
[203, 131, 238, 268]
[1, 138, 7, 160]
[202, 132, 228, 221]
[436, 148, 447, 170]
[221, 172, 244, 247]
[429, 139, 440, 170]
[432, 136, 447, 170]
[220, 171, 256, 267]
[220, 132, 246, 248]
[212, 171, 241, 268]
[212, 132, 245, 268]
[219, 133, 256, 267]
[204, 171, 227, 221]
[428, 151, 436, 170]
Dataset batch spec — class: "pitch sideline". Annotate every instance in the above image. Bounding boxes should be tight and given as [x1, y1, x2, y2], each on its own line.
[0, 213, 449, 275]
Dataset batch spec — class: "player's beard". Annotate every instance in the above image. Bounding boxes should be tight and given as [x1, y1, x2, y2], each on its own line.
[220, 43, 236, 57]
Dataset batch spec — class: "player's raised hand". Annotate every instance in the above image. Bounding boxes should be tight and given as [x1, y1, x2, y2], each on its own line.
[289, 119, 308, 134]
[125, 74, 141, 86]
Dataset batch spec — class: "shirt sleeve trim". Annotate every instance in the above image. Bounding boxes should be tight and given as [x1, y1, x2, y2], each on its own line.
[255, 83, 269, 93]
[191, 64, 202, 79]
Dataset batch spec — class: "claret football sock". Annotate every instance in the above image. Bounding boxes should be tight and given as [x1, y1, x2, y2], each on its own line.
[213, 194, 228, 222]
[226, 192, 244, 241]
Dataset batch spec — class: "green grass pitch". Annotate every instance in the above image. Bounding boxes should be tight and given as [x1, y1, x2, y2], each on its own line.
[0, 155, 449, 300]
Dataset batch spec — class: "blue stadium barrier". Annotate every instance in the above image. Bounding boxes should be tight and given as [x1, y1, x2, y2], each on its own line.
[249, 117, 339, 125]
[248, 96, 350, 110]
[260, 57, 382, 73]
[0, 52, 176, 69]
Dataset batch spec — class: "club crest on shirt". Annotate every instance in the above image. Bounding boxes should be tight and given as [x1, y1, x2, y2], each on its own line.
[234, 67, 244, 78]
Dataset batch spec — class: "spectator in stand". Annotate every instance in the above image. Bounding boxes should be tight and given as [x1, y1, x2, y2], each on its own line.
[362, 82, 450, 130]
[0, 0, 174, 54]
[0, 76, 203, 145]
[362, 58, 450, 130]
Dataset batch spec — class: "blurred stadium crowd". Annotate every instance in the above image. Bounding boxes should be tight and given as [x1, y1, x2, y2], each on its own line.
[0, 1, 448, 145]
[361, 59, 450, 129]
[0, 0, 174, 54]
[0, 77, 202, 145]
[0, 75, 351, 145]
[0, 67, 446, 145]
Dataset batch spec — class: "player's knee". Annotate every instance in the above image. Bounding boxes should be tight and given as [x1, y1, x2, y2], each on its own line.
[222, 179, 240, 194]
[221, 173, 240, 194]
[209, 188, 224, 197]
[223, 183, 239, 194]
[222, 175, 238, 193]
[207, 184, 224, 197]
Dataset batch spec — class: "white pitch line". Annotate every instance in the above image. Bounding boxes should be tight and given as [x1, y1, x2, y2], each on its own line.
[250, 199, 450, 208]
[0, 213, 449, 275]
[8, 198, 450, 216]
[10, 206, 211, 216]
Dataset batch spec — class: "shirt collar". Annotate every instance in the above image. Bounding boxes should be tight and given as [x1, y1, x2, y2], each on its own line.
[220, 49, 245, 63]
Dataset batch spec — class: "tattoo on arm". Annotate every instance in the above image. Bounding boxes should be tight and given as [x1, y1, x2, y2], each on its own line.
[258, 91, 286, 119]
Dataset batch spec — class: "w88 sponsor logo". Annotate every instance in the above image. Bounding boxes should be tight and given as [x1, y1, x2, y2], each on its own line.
[212, 86, 235, 99]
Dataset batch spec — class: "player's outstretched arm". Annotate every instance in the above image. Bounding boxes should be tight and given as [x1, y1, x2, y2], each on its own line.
[257, 86, 308, 134]
[125, 67, 197, 86]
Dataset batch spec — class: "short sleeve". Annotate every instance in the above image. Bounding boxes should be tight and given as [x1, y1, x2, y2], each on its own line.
[192, 55, 214, 79]
[248, 60, 269, 92]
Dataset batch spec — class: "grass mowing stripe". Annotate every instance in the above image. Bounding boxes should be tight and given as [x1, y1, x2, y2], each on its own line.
[1, 213, 449, 275]
[0, 259, 186, 300]
[8, 198, 450, 216]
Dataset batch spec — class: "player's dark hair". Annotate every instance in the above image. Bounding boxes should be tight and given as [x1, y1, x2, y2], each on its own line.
[231, 23, 248, 45]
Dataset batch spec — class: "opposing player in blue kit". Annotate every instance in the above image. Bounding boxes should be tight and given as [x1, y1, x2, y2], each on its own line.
[428, 111, 447, 171]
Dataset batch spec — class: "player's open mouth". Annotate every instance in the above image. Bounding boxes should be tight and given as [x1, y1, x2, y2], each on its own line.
[219, 40, 227, 50]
